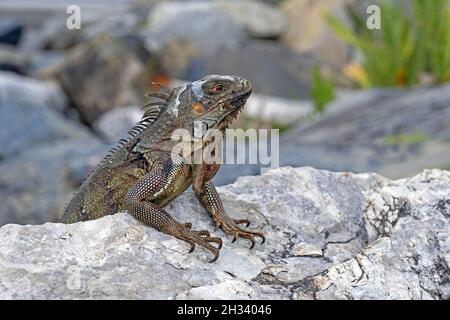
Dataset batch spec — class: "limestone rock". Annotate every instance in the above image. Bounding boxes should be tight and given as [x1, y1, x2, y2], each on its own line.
[0, 167, 448, 299]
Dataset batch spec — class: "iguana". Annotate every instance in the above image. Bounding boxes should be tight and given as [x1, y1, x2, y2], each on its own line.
[61, 75, 264, 262]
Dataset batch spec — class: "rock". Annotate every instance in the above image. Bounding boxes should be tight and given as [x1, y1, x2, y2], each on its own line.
[281, 0, 354, 81]
[245, 93, 312, 125]
[154, 38, 203, 80]
[0, 1, 133, 28]
[280, 85, 450, 179]
[81, 13, 140, 41]
[80, 12, 152, 64]
[215, 0, 287, 39]
[93, 105, 142, 142]
[0, 139, 108, 226]
[27, 51, 65, 77]
[213, 163, 261, 186]
[48, 33, 147, 124]
[292, 242, 323, 257]
[0, 44, 28, 74]
[144, 1, 247, 56]
[0, 19, 22, 46]
[0, 71, 92, 159]
[145, 0, 286, 43]
[186, 40, 316, 99]
[19, 16, 82, 52]
[144, 2, 301, 97]
[0, 167, 449, 299]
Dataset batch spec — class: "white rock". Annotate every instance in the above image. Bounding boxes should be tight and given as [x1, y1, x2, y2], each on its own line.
[245, 93, 312, 125]
[147, 0, 286, 40]
[0, 167, 449, 299]
[292, 242, 323, 257]
[93, 105, 142, 142]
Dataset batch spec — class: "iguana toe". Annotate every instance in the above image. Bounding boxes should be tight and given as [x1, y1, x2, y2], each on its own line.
[179, 225, 222, 262]
[233, 219, 251, 227]
[219, 218, 265, 249]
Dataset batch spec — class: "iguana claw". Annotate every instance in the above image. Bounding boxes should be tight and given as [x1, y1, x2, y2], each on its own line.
[180, 223, 222, 261]
[233, 219, 251, 227]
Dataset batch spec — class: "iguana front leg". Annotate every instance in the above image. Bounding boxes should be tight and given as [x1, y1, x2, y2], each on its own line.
[192, 165, 265, 248]
[125, 165, 222, 262]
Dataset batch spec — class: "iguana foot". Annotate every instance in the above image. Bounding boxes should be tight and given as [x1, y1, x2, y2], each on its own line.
[177, 223, 222, 262]
[216, 216, 265, 249]
[194, 181, 265, 250]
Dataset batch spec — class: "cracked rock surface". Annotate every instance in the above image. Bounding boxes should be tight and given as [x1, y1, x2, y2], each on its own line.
[0, 167, 449, 299]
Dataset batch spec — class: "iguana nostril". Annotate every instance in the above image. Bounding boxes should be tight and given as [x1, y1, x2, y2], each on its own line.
[239, 79, 251, 89]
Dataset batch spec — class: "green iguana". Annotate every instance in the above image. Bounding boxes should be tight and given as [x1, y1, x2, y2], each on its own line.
[61, 75, 264, 262]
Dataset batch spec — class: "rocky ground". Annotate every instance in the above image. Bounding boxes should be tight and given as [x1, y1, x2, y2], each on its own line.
[0, 167, 449, 299]
[1, 0, 450, 227]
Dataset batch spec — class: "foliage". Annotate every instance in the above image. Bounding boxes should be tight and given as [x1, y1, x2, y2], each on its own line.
[382, 130, 429, 146]
[310, 65, 335, 114]
[325, 0, 450, 87]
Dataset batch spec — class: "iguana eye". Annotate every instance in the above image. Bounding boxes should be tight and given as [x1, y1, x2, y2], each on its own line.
[210, 84, 223, 94]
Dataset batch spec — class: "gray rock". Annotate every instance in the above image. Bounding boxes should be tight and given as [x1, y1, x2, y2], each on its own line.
[0, 19, 22, 46]
[280, 85, 450, 179]
[19, 10, 143, 53]
[144, 1, 308, 98]
[0, 44, 28, 74]
[281, 0, 353, 81]
[215, 0, 287, 39]
[0, 71, 92, 159]
[0, 167, 448, 299]
[245, 93, 312, 124]
[186, 40, 315, 99]
[81, 14, 152, 65]
[93, 105, 142, 142]
[146, 1, 286, 41]
[144, 2, 247, 56]
[27, 51, 65, 77]
[49, 33, 147, 124]
[0, 139, 108, 226]
[19, 15, 82, 52]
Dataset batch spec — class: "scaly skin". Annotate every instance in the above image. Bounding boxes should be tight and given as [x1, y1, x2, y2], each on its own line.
[61, 75, 264, 262]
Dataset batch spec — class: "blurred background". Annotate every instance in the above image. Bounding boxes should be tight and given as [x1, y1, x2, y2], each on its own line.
[1, 0, 450, 225]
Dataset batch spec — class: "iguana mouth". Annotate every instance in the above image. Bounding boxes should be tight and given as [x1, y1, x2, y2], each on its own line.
[217, 88, 252, 130]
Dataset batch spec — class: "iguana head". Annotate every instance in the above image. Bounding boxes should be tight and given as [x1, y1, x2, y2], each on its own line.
[167, 75, 252, 135]
[135, 75, 252, 154]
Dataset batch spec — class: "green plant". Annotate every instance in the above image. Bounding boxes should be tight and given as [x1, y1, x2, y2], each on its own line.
[310, 65, 335, 114]
[414, 0, 450, 82]
[325, 0, 450, 87]
[382, 130, 429, 146]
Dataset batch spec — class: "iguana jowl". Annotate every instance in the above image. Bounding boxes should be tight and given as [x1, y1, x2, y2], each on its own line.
[61, 75, 264, 262]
